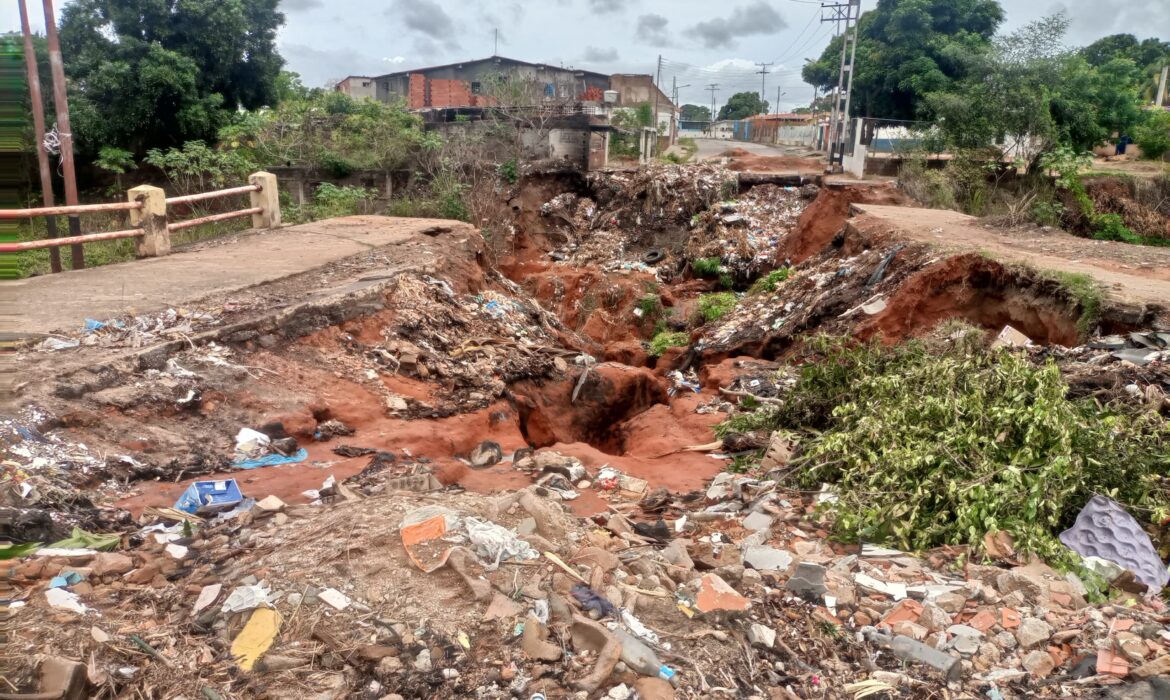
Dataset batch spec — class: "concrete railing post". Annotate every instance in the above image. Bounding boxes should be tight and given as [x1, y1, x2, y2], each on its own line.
[128, 184, 169, 257]
[249, 171, 281, 229]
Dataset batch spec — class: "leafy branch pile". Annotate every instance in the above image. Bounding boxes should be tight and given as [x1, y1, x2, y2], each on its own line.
[723, 336, 1170, 561]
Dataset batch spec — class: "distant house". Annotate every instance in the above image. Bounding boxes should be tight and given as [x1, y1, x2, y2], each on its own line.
[347, 55, 610, 110]
[607, 74, 676, 133]
[335, 76, 376, 101]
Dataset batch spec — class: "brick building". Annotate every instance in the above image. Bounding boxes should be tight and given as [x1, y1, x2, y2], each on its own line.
[357, 55, 610, 110]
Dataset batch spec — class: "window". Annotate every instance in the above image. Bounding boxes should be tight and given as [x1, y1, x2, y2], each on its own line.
[471, 81, 481, 95]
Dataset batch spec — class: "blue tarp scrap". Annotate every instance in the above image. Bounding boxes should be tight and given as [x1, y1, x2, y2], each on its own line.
[233, 448, 308, 470]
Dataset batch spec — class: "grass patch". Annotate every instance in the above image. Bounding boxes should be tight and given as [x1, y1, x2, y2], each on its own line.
[1048, 271, 1103, 339]
[720, 335, 1170, 562]
[697, 292, 737, 323]
[692, 257, 722, 278]
[649, 331, 689, 357]
[637, 293, 663, 319]
[749, 268, 791, 294]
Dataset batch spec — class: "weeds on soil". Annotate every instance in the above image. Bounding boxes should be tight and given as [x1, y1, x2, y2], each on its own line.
[697, 292, 737, 323]
[649, 331, 689, 357]
[722, 334, 1170, 562]
[749, 268, 791, 294]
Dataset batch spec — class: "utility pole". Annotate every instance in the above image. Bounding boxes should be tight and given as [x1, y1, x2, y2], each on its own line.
[707, 83, 719, 134]
[821, 0, 861, 173]
[756, 62, 773, 114]
[1157, 65, 1168, 108]
[776, 86, 783, 114]
[42, 0, 84, 269]
[493, 28, 498, 56]
[19, 0, 61, 273]
[671, 79, 690, 140]
[653, 55, 663, 147]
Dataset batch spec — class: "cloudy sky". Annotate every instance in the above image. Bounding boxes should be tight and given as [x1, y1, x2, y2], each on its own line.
[6, 0, 1169, 112]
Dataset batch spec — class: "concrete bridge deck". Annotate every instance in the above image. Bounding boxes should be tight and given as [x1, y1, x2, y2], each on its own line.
[2, 217, 470, 337]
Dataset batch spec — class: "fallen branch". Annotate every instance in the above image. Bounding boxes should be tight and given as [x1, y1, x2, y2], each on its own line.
[718, 387, 783, 405]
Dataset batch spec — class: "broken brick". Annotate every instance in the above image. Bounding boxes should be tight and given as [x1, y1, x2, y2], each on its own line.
[1096, 649, 1130, 677]
[695, 573, 750, 614]
[882, 599, 924, 626]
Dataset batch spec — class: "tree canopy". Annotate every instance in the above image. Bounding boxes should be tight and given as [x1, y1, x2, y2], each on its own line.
[926, 14, 1147, 161]
[1081, 34, 1170, 71]
[679, 104, 712, 122]
[59, 0, 285, 155]
[718, 93, 768, 120]
[802, 0, 1004, 121]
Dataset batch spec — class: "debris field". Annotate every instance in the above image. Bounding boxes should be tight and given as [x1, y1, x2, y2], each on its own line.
[4, 161, 1170, 700]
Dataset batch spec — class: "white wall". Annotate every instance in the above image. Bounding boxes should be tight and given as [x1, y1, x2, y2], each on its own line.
[774, 125, 819, 147]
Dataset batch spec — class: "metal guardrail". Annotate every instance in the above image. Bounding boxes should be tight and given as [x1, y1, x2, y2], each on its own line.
[0, 172, 280, 265]
[0, 200, 143, 219]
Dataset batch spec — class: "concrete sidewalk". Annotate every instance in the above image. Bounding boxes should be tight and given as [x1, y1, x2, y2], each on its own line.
[2, 216, 472, 336]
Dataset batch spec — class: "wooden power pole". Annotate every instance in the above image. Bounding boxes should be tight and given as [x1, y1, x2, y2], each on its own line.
[41, 0, 84, 269]
[19, 0, 61, 272]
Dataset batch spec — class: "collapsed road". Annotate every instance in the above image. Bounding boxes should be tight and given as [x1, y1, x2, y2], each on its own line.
[4, 161, 1170, 699]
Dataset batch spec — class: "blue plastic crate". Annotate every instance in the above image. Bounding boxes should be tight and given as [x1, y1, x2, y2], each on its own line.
[174, 479, 243, 515]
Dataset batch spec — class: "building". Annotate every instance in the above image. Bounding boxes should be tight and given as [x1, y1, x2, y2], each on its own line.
[353, 56, 610, 110]
[336, 76, 376, 101]
[607, 74, 676, 133]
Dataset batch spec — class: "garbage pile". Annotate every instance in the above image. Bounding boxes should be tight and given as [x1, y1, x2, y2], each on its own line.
[9, 443, 1170, 700]
[684, 184, 813, 275]
[335, 273, 575, 413]
[536, 164, 741, 274]
[585, 163, 737, 234]
[34, 306, 229, 352]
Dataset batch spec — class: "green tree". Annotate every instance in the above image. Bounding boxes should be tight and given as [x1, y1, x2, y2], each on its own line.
[802, 0, 1004, 121]
[794, 94, 834, 114]
[1082, 34, 1170, 70]
[59, 0, 285, 155]
[927, 14, 1145, 162]
[717, 92, 768, 120]
[1134, 110, 1170, 160]
[679, 104, 711, 122]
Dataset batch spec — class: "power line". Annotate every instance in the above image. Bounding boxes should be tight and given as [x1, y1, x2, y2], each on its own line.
[770, 7, 820, 63]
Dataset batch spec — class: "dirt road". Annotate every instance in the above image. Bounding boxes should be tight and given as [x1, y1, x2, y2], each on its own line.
[852, 204, 1170, 321]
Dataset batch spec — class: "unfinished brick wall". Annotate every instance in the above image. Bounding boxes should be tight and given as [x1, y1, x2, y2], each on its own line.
[408, 73, 427, 109]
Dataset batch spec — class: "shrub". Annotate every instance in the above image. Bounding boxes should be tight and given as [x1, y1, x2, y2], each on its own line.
[697, 292, 737, 323]
[1093, 212, 1139, 243]
[749, 268, 791, 294]
[692, 257, 722, 278]
[498, 159, 519, 184]
[648, 331, 689, 357]
[311, 183, 374, 219]
[1134, 110, 1170, 161]
[730, 337, 1170, 561]
[318, 151, 357, 178]
[637, 294, 663, 319]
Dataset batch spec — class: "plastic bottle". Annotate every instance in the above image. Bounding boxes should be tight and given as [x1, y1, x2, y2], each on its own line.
[614, 629, 681, 688]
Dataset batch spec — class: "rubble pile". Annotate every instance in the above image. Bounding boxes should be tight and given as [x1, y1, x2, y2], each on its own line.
[536, 164, 740, 273]
[331, 274, 576, 414]
[585, 164, 737, 234]
[35, 307, 231, 352]
[699, 239, 934, 359]
[9, 448, 1170, 699]
[684, 185, 815, 275]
